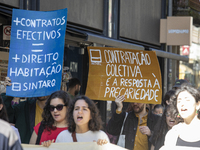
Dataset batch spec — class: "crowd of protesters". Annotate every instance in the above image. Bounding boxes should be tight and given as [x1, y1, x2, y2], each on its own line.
[1, 77, 200, 150]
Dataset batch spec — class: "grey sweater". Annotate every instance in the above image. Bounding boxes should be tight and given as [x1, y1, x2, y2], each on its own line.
[0, 119, 23, 150]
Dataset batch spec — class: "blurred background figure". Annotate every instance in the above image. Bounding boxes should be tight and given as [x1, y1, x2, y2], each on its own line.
[0, 81, 6, 94]
[153, 104, 164, 116]
[172, 79, 189, 90]
[66, 78, 81, 100]
[0, 95, 21, 143]
[162, 89, 176, 106]
[0, 119, 23, 150]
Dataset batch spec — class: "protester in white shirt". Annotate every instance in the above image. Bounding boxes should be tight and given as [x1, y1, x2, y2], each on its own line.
[56, 95, 109, 144]
[57, 130, 109, 143]
[161, 83, 200, 149]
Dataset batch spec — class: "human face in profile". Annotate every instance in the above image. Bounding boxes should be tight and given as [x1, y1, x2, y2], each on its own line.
[177, 91, 198, 121]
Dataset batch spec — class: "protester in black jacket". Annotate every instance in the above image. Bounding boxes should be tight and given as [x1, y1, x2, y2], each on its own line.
[107, 95, 160, 150]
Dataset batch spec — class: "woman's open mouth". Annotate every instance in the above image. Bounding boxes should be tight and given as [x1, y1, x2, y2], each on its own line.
[77, 116, 83, 121]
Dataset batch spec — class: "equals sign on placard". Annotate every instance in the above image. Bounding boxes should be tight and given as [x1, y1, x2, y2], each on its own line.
[31, 43, 44, 52]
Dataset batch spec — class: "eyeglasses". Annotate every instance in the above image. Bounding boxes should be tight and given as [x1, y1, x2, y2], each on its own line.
[49, 104, 66, 112]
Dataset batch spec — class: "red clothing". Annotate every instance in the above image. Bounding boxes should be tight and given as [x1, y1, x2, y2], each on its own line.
[34, 122, 68, 145]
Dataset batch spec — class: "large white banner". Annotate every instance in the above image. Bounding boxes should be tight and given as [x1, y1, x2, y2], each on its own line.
[22, 142, 128, 150]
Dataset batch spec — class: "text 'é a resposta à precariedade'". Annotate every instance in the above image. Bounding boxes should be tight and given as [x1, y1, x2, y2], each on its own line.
[101, 49, 160, 102]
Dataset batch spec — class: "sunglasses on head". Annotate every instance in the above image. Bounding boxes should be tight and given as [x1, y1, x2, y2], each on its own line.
[49, 104, 66, 112]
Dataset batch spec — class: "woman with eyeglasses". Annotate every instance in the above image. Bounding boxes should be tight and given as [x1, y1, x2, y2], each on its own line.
[150, 104, 178, 150]
[29, 90, 70, 146]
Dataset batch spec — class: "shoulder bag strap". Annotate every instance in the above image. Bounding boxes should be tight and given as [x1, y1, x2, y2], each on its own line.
[119, 112, 128, 135]
[36, 122, 45, 145]
[71, 132, 77, 142]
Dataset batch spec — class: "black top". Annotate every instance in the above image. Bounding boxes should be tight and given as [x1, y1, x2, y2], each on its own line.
[150, 128, 169, 150]
[107, 110, 160, 150]
[176, 137, 200, 147]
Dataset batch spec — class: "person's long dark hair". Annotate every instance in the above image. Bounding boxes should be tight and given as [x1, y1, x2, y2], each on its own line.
[151, 104, 177, 147]
[0, 95, 9, 122]
[41, 90, 70, 132]
[67, 95, 103, 133]
[162, 89, 176, 106]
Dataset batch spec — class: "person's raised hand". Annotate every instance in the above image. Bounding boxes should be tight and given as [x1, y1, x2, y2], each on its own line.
[4, 77, 12, 86]
[41, 139, 55, 147]
[115, 95, 125, 112]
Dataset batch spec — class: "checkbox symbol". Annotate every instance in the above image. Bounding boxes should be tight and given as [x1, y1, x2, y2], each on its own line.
[12, 82, 21, 91]
[90, 49, 102, 63]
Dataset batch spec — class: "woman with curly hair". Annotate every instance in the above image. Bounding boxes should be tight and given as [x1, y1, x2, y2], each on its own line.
[29, 90, 70, 146]
[56, 95, 109, 145]
[161, 83, 200, 149]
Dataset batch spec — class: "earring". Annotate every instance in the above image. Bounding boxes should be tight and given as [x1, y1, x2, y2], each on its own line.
[177, 113, 180, 118]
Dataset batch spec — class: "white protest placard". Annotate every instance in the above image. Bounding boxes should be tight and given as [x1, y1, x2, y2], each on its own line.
[22, 142, 128, 150]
